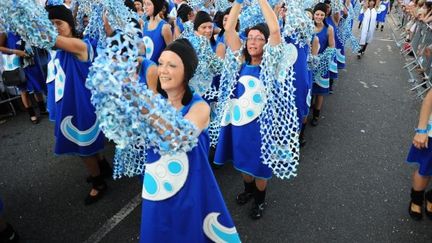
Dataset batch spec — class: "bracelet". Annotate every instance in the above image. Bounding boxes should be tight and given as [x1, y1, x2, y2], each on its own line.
[235, 0, 244, 4]
[415, 128, 428, 134]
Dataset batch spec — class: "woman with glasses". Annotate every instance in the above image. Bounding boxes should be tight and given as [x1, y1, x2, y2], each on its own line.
[214, 0, 282, 220]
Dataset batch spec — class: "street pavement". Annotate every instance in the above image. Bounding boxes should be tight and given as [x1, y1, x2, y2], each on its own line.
[1, 19, 432, 243]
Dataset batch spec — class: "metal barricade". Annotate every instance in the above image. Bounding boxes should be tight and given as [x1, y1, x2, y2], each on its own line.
[390, 8, 432, 98]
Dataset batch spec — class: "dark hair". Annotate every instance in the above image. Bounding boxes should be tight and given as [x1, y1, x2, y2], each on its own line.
[313, 3, 329, 27]
[147, 0, 164, 19]
[216, 7, 239, 41]
[160, 0, 169, 21]
[242, 23, 269, 64]
[177, 4, 193, 22]
[125, 0, 136, 12]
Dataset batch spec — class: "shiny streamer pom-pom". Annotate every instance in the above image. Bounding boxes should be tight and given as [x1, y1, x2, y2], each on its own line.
[337, 4, 361, 53]
[209, 47, 242, 146]
[184, 35, 223, 96]
[0, 0, 58, 49]
[215, 0, 232, 12]
[313, 47, 336, 84]
[258, 43, 300, 180]
[86, 25, 198, 179]
[282, 0, 315, 48]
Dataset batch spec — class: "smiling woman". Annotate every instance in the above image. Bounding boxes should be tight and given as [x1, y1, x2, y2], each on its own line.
[139, 39, 240, 243]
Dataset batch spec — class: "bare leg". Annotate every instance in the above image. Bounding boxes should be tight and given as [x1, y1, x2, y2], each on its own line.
[82, 155, 101, 197]
[411, 170, 431, 213]
[314, 95, 324, 111]
[21, 91, 38, 123]
[255, 178, 267, 191]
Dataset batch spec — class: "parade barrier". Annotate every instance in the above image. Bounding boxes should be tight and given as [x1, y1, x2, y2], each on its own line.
[0, 78, 21, 116]
[390, 5, 432, 98]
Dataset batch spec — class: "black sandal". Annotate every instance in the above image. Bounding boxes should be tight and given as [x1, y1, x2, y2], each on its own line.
[27, 107, 39, 124]
[250, 189, 266, 220]
[409, 188, 424, 221]
[236, 180, 255, 205]
[0, 223, 19, 243]
[84, 175, 107, 205]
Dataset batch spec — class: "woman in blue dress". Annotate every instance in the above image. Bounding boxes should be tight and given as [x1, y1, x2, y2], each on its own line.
[143, 0, 173, 63]
[376, 0, 390, 31]
[311, 3, 336, 126]
[46, 4, 111, 205]
[140, 39, 240, 242]
[406, 89, 432, 220]
[0, 33, 48, 124]
[214, 0, 283, 219]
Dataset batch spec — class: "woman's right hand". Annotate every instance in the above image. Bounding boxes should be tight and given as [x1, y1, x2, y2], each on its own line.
[413, 133, 429, 149]
[14, 50, 28, 57]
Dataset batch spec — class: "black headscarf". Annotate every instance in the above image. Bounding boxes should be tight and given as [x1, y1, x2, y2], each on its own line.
[157, 39, 198, 105]
[46, 5, 77, 37]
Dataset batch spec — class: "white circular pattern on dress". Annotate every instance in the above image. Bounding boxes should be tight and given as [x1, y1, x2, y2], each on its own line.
[142, 153, 189, 201]
[221, 75, 266, 127]
[285, 43, 298, 67]
[377, 4, 387, 13]
[142, 36, 155, 60]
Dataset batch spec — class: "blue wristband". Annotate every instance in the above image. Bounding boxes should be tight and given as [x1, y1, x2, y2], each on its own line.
[415, 128, 428, 134]
[235, 0, 244, 4]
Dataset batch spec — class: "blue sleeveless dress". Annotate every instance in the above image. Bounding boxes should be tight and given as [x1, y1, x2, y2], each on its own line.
[312, 26, 331, 95]
[138, 58, 156, 85]
[286, 36, 311, 127]
[406, 115, 432, 176]
[46, 50, 58, 122]
[143, 20, 168, 63]
[52, 39, 105, 156]
[23, 47, 48, 94]
[326, 17, 344, 72]
[376, 0, 390, 23]
[214, 64, 272, 179]
[140, 94, 240, 243]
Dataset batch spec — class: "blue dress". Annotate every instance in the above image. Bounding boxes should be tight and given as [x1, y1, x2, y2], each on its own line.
[214, 64, 272, 179]
[140, 94, 240, 243]
[312, 26, 331, 95]
[143, 20, 168, 63]
[46, 50, 58, 122]
[138, 58, 156, 85]
[326, 16, 344, 72]
[52, 40, 105, 156]
[286, 36, 311, 126]
[23, 47, 48, 94]
[2, 33, 46, 93]
[407, 119, 432, 176]
[376, 0, 390, 23]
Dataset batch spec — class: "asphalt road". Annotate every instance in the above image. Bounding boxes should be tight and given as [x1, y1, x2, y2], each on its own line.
[1, 19, 431, 243]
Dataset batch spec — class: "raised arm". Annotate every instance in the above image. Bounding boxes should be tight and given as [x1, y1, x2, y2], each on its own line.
[224, 1, 242, 51]
[258, 0, 281, 46]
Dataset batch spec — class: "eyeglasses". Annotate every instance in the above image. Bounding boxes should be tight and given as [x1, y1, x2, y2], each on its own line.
[246, 36, 266, 42]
